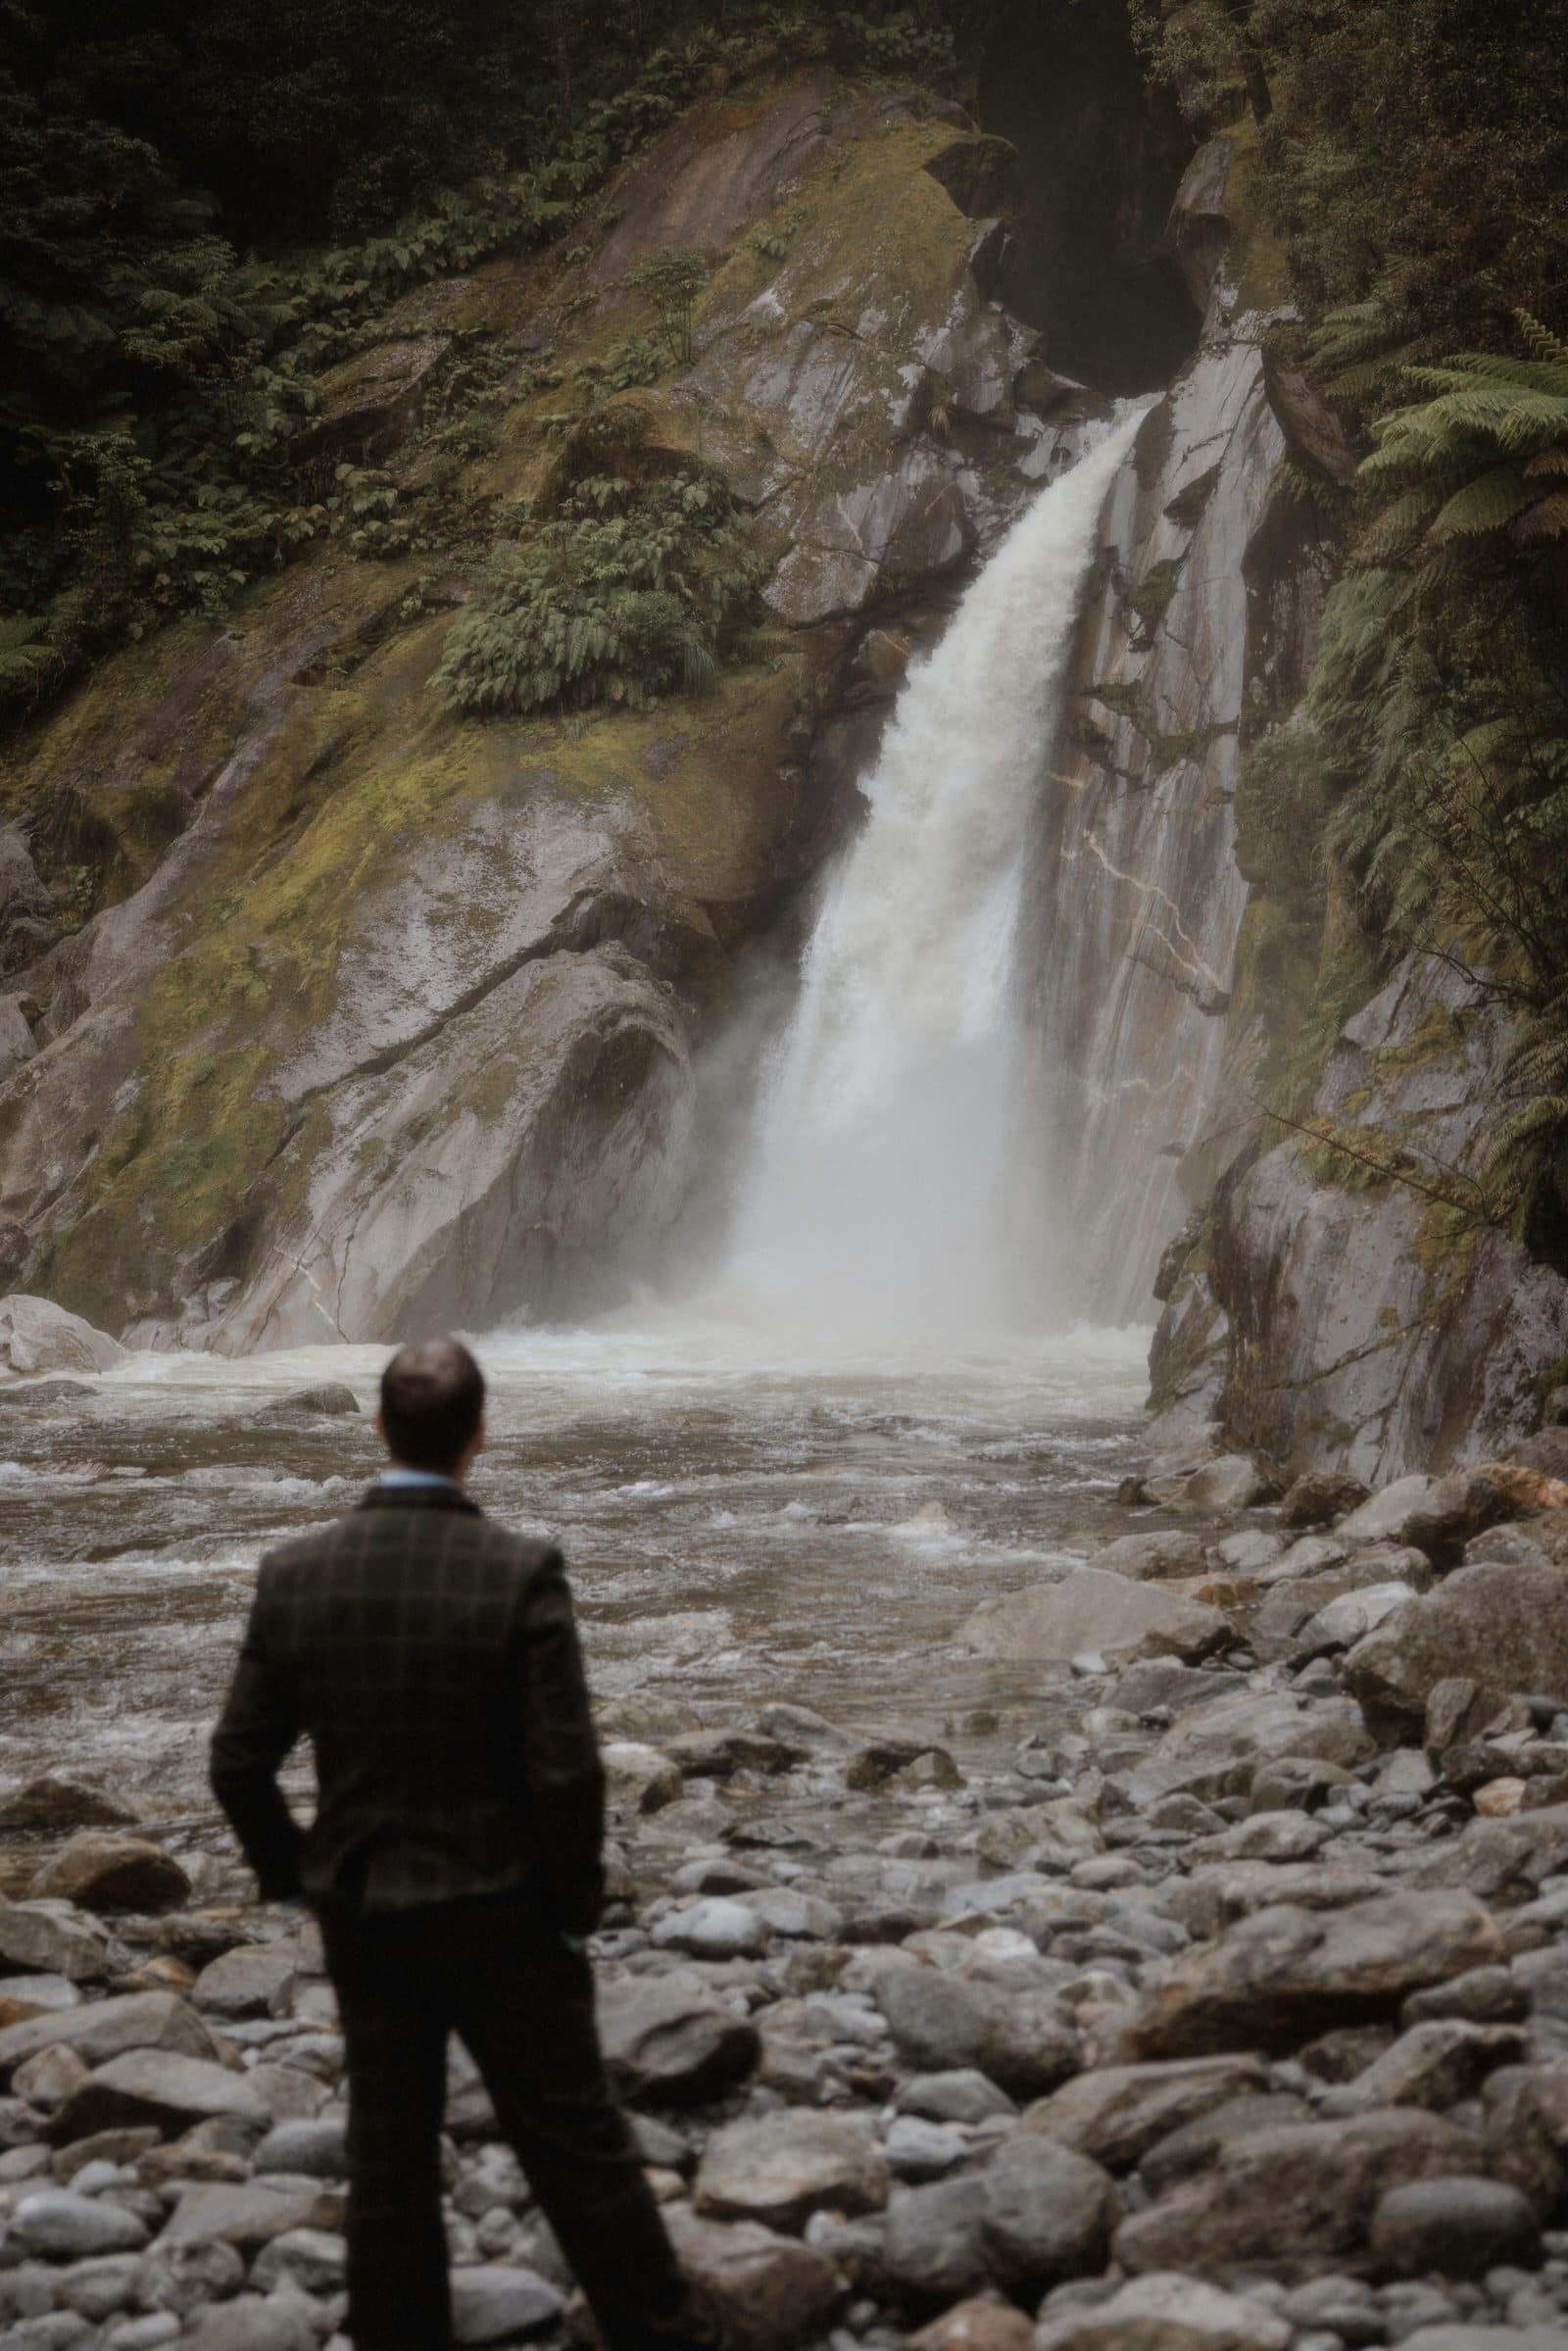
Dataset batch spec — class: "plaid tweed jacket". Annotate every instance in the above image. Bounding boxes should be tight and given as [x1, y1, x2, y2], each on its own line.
[209, 1485, 606, 1929]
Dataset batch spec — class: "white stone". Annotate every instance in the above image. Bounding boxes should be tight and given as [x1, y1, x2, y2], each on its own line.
[0, 1296, 123, 1378]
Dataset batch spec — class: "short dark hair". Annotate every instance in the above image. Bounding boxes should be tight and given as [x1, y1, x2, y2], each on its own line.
[379, 1338, 485, 1473]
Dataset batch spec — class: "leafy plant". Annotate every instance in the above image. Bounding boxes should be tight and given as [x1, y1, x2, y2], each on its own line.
[598, 336, 669, 397]
[1359, 318, 1568, 564]
[325, 465, 419, 559]
[434, 469, 756, 717]
[837, 10, 956, 79]
[624, 250, 710, 367]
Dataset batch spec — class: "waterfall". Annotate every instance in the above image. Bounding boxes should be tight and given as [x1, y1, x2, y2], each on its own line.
[711, 405, 1150, 1346]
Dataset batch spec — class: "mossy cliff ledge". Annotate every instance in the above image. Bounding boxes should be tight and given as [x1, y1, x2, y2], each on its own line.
[0, 66, 1062, 1348]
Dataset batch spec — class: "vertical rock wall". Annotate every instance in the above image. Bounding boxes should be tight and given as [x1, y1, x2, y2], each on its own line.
[1024, 136, 1289, 1325]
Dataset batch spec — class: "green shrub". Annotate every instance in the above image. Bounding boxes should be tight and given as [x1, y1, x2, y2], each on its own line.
[434, 470, 756, 717]
[624, 251, 710, 367]
[599, 336, 669, 396]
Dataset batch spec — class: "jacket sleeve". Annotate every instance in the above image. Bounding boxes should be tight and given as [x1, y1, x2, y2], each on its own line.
[209, 1566, 306, 1901]
[514, 1546, 606, 1938]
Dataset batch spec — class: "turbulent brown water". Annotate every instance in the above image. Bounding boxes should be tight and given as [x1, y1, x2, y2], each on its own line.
[0, 1322, 1148, 1825]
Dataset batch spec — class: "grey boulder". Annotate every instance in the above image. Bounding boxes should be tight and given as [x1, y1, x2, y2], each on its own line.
[1035, 2273, 1292, 2351]
[880, 2174, 990, 2312]
[450, 2263, 564, 2343]
[597, 1974, 760, 2107]
[10, 2187, 150, 2257]
[1414, 1803, 1568, 1904]
[0, 1780, 136, 1834]
[1347, 1560, 1568, 1742]
[1019, 2054, 1267, 2170]
[976, 2132, 1116, 2295]
[871, 1962, 1078, 2098]
[1117, 1889, 1500, 2059]
[256, 1383, 361, 1418]
[192, 1942, 297, 2019]
[665, 2210, 846, 2351]
[0, 1895, 108, 1984]
[695, 2110, 889, 2230]
[0, 1295, 122, 1378]
[957, 1569, 1227, 1666]
[1370, 2176, 1543, 2278]
[1115, 2108, 1477, 2278]
[186, 2295, 318, 2351]
[30, 1832, 190, 1915]
[48, 2048, 270, 2141]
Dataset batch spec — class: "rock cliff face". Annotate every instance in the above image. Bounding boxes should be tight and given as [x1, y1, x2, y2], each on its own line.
[0, 66, 1065, 1349]
[1026, 128, 1297, 1324]
[1207, 958, 1568, 1482]
[1120, 144, 1568, 1478]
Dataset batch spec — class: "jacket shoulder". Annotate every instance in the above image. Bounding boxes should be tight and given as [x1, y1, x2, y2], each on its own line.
[489, 1528, 566, 1587]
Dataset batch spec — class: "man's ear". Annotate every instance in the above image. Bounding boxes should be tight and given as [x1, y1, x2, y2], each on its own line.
[373, 1407, 388, 1446]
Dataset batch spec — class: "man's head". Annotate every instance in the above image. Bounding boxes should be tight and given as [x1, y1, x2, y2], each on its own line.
[376, 1338, 486, 1479]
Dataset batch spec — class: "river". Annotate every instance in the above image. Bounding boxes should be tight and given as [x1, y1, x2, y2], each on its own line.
[0, 1321, 1148, 1829]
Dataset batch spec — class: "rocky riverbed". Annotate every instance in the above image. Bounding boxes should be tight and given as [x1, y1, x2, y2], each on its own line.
[5, 1361, 1568, 2351]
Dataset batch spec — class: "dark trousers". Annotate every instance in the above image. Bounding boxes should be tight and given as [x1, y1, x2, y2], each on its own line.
[318, 1892, 696, 2351]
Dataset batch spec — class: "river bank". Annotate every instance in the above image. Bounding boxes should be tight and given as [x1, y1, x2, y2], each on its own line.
[4, 1369, 1568, 2350]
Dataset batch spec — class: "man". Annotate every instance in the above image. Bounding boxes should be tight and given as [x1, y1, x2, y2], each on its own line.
[211, 1337, 704, 2351]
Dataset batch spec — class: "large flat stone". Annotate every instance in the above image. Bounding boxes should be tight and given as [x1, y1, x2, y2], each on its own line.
[696, 2110, 888, 2230]
[0, 1896, 108, 1984]
[956, 1569, 1228, 1666]
[1123, 1690, 1373, 1810]
[161, 2178, 340, 2251]
[1114, 2109, 1477, 2278]
[1035, 2273, 1292, 2351]
[1117, 1890, 1501, 2059]
[49, 2048, 270, 2141]
[1019, 2054, 1267, 2170]
[0, 1991, 219, 2086]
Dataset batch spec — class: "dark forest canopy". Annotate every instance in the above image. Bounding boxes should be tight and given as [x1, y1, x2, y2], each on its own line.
[7, 0, 1566, 675]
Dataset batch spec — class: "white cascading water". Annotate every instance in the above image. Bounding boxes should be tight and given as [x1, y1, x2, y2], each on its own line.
[714, 405, 1149, 1346]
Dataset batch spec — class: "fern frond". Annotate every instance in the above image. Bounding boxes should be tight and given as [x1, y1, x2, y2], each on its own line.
[1515, 491, 1568, 541]
[1430, 464, 1539, 540]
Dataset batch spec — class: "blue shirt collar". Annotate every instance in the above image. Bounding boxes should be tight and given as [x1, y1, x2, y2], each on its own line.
[377, 1467, 465, 1493]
